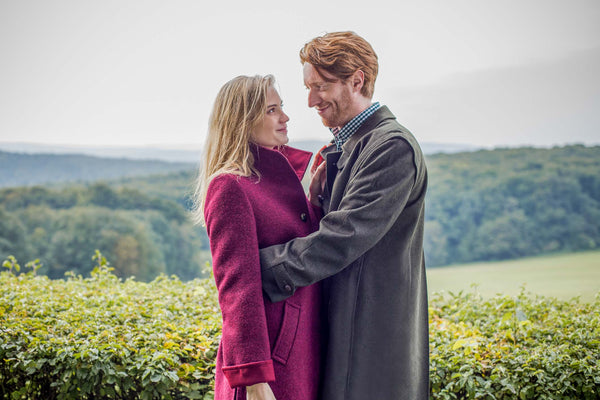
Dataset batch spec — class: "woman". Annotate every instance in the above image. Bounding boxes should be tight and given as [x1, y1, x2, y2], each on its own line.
[192, 75, 322, 400]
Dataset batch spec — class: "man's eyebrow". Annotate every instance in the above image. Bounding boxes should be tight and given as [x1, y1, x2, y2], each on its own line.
[305, 80, 328, 87]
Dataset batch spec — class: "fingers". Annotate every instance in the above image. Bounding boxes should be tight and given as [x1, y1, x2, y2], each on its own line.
[312, 160, 326, 178]
[316, 162, 326, 192]
[308, 163, 326, 206]
[246, 382, 277, 400]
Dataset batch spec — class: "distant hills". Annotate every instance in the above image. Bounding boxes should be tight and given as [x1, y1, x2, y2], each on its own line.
[0, 151, 194, 188]
[0, 140, 478, 163]
[0, 142, 204, 163]
[0, 140, 479, 188]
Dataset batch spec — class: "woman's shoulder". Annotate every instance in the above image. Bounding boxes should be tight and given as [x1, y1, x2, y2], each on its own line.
[207, 173, 252, 196]
[204, 173, 255, 220]
[205, 173, 260, 206]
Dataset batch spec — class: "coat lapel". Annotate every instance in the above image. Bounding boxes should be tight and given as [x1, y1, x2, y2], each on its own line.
[319, 106, 397, 205]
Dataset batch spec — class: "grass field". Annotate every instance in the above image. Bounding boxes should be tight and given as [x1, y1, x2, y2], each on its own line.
[427, 250, 600, 302]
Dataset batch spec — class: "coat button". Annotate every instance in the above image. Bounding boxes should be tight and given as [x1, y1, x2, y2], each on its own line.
[300, 213, 308, 222]
[284, 284, 292, 292]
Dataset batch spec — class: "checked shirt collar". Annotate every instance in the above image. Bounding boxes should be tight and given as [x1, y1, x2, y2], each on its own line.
[330, 102, 381, 151]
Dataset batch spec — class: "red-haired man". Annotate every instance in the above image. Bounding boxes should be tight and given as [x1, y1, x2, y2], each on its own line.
[260, 31, 429, 400]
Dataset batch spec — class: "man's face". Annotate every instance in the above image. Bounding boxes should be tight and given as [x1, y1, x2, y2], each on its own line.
[303, 63, 355, 128]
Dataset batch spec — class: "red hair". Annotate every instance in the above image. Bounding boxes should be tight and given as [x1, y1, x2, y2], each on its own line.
[299, 31, 379, 98]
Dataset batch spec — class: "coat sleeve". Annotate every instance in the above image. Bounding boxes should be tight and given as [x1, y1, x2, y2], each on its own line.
[204, 175, 275, 387]
[260, 137, 418, 302]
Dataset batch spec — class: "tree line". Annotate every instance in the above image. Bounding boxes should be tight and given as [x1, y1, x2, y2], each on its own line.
[1, 144, 598, 278]
[424, 144, 600, 266]
[0, 182, 209, 281]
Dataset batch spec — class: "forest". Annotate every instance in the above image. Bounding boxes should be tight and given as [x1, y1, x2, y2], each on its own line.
[0, 144, 598, 280]
[424, 144, 600, 266]
[0, 182, 209, 281]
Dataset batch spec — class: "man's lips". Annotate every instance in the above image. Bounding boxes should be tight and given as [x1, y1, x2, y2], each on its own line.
[316, 105, 330, 115]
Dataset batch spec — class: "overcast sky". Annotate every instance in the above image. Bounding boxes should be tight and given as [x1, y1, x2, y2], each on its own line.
[1, 0, 599, 149]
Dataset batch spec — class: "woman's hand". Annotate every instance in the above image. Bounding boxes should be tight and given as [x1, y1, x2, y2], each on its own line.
[308, 161, 326, 206]
[246, 382, 277, 400]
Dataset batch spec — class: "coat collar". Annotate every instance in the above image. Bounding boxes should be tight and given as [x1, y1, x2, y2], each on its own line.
[251, 143, 313, 181]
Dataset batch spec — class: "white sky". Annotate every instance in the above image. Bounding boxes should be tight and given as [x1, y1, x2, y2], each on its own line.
[1, 0, 599, 149]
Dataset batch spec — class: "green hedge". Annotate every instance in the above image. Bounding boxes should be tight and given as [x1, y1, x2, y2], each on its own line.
[1, 254, 599, 399]
[430, 290, 600, 399]
[1, 254, 220, 399]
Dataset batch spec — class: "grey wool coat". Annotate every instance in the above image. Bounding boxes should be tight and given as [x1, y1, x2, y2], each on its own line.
[260, 106, 430, 400]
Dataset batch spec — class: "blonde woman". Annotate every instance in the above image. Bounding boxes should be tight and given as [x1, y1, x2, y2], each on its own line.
[193, 75, 322, 400]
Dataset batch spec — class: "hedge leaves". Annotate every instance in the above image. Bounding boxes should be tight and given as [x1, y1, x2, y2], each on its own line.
[1, 254, 599, 399]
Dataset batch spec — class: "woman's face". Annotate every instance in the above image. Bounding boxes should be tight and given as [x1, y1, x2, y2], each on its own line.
[252, 87, 290, 148]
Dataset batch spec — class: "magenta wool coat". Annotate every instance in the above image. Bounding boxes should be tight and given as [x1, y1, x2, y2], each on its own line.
[204, 144, 322, 400]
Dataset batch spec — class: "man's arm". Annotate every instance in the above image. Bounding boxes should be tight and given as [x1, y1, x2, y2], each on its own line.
[260, 137, 417, 302]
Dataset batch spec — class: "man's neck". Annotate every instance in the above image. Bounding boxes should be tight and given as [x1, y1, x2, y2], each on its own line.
[330, 102, 381, 150]
[336, 98, 374, 130]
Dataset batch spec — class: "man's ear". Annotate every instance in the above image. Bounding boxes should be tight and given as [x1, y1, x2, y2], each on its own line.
[351, 70, 365, 93]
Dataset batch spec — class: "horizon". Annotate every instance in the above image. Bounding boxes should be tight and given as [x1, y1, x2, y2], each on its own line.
[1, 139, 597, 166]
[1, 138, 598, 151]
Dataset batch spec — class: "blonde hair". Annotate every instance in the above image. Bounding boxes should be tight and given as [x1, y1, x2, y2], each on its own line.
[300, 31, 378, 98]
[191, 74, 275, 225]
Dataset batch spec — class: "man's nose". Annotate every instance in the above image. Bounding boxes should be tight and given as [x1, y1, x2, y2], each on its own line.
[307, 89, 320, 108]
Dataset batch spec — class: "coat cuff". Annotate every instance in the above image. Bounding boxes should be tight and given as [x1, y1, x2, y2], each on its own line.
[222, 359, 275, 388]
[260, 258, 296, 303]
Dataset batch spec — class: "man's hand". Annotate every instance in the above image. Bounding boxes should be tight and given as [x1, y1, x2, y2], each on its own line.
[308, 161, 326, 206]
[246, 382, 276, 400]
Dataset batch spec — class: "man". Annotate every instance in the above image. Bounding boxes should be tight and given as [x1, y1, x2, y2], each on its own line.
[260, 31, 429, 400]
